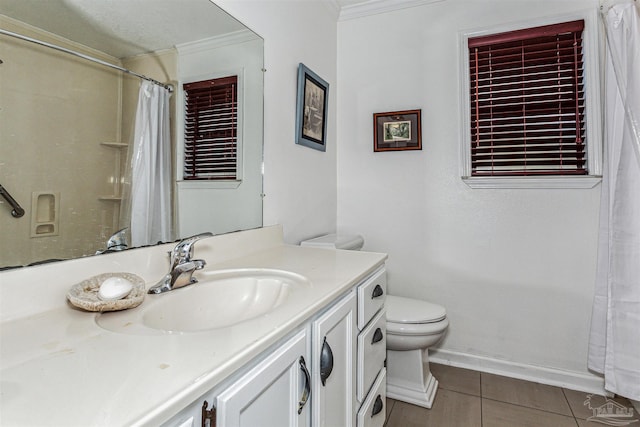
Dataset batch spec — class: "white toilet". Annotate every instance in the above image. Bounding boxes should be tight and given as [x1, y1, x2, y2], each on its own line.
[300, 234, 449, 409]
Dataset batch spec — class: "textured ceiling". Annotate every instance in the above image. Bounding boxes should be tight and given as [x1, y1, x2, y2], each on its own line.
[0, 0, 251, 58]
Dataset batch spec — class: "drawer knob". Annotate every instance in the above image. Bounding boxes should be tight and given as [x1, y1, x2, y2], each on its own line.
[371, 395, 384, 417]
[371, 284, 384, 299]
[371, 327, 384, 344]
[320, 337, 334, 386]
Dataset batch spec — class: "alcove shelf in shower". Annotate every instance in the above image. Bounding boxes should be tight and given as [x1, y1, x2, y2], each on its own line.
[99, 142, 128, 232]
[99, 142, 128, 201]
[101, 142, 129, 148]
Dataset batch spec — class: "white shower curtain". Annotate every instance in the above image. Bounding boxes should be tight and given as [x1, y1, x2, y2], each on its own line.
[129, 81, 173, 247]
[588, 0, 640, 401]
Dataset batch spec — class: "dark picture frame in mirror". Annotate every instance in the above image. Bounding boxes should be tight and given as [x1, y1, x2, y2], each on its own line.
[295, 63, 329, 152]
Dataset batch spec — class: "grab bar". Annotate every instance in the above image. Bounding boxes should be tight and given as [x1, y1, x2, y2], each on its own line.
[0, 184, 25, 218]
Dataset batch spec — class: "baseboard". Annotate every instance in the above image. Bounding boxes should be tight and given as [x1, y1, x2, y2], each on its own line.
[429, 348, 609, 396]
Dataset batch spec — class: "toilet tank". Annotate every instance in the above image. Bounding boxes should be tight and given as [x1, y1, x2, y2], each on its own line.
[300, 234, 364, 251]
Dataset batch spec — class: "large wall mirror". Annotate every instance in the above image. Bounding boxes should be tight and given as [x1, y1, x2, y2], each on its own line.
[0, 0, 264, 269]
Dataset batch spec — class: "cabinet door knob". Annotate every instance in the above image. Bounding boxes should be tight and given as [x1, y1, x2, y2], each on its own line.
[320, 337, 334, 386]
[371, 395, 384, 417]
[371, 284, 384, 298]
[371, 327, 384, 344]
[298, 356, 311, 414]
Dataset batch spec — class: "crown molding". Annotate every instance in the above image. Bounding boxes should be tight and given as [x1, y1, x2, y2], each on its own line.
[176, 29, 258, 55]
[324, 0, 343, 18]
[339, 0, 447, 21]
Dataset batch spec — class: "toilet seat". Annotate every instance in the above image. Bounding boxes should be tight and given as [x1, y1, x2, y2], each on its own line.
[387, 317, 449, 336]
[386, 295, 446, 324]
[300, 234, 364, 250]
[386, 295, 448, 337]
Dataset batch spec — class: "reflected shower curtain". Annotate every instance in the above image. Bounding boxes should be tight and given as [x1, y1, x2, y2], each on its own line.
[128, 81, 173, 247]
[588, 0, 640, 401]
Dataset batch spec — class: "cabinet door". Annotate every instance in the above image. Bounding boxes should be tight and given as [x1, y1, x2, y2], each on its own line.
[216, 329, 311, 427]
[312, 291, 357, 427]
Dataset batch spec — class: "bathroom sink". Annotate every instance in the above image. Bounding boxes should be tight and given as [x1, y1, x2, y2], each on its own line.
[96, 269, 311, 334]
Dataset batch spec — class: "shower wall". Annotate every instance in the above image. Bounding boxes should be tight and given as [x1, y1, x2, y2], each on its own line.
[0, 16, 122, 266]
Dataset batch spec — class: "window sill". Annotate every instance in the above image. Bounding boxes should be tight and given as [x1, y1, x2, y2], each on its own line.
[177, 180, 242, 190]
[462, 176, 602, 189]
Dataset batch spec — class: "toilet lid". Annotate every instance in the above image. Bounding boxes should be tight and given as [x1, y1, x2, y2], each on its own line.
[300, 234, 364, 250]
[386, 295, 446, 324]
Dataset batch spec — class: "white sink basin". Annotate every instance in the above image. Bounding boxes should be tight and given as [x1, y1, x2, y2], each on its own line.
[96, 268, 311, 334]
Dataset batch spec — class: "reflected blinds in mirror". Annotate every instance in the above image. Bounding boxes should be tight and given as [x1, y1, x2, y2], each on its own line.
[468, 20, 586, 176]
[183, 76, 238, 180]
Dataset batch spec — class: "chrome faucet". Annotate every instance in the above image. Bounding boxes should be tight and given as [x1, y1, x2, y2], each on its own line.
[107, 227, 129, 251]
[148, 232, 213, 294]
[95, 227, 129, 254]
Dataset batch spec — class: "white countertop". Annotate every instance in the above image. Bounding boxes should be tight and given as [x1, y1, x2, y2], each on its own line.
[0, 226, 386, 426]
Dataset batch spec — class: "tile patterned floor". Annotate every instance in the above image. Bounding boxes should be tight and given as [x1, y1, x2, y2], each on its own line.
[384, 363, 639, 427]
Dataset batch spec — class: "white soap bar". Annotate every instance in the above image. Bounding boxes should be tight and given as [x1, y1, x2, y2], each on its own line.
[98, 276, 133, 301]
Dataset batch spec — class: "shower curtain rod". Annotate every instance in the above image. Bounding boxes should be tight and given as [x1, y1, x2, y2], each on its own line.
[0, 28, 173, 92]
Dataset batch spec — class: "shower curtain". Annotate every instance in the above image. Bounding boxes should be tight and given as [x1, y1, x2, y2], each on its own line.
[128, 81, 173, 247]
[588, 0, 640, 401]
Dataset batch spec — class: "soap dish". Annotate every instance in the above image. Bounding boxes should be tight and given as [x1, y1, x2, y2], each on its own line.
[66, 272, 146, 312]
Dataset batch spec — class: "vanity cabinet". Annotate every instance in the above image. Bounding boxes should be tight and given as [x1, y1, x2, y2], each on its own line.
[161, 267, 386, 427]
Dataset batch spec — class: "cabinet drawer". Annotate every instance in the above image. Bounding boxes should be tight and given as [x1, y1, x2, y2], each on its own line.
[357, 268, 386, 330]
[357, 368, 386, 427]
[357, 308, 386, 402]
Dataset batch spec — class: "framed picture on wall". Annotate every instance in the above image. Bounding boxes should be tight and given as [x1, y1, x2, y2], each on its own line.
[373, 109, 422, 152]
[295, 63, 329, 152]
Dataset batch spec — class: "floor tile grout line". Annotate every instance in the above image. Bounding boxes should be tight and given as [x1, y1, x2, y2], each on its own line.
[562, 387, 580, 420]
[384, 397, 395, 427]
[479, 372, 483, 427]
[438, 387, 482, 399]
[480, 395, 578, 419]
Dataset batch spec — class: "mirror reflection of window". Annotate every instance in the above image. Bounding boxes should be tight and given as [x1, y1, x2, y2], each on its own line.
[183, 76, 239, 181]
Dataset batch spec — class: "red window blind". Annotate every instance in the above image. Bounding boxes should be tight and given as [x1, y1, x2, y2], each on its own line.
[183, 75, 238, 180]
[468, 20, 586, 176]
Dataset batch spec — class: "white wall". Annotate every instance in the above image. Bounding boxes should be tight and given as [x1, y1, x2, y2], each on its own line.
[215, 0, 605, 391]
[214, 0, 339, 244]
[337, 0, 603, 388]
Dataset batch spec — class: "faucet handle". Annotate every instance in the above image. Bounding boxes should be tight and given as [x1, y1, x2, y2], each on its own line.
[170, 232, 213, 267]
[169, 259, 207, 290]
[192, 259, 207, 270]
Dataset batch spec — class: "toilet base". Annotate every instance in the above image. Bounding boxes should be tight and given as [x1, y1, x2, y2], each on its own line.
[386, 348, 439, 409]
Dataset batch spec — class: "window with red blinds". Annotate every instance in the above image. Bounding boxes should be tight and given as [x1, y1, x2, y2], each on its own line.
[468, 20, 586, 177]
[183, 75, 238, 180]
